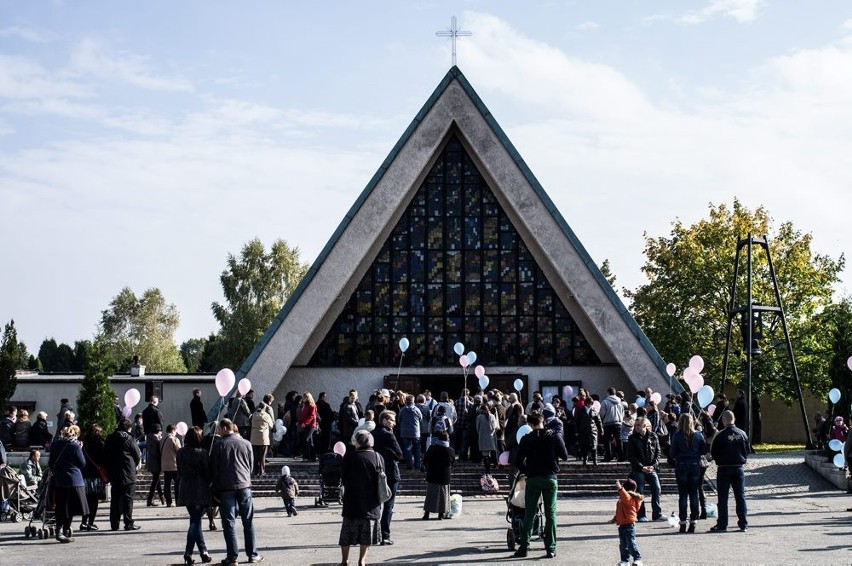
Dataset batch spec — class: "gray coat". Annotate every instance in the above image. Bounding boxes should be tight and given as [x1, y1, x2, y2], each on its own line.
[476, 411, 498, 452]
[398, 403, 422, 439]
[176, 447, 212, 506]
[210, 432, 253, 491]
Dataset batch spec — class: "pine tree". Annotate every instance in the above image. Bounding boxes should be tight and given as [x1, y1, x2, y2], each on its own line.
[77, 336, 118, 434]
[0, 320, 19, 412]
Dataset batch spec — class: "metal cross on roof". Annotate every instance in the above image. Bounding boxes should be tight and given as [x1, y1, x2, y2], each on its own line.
[436, 15, 472, 67]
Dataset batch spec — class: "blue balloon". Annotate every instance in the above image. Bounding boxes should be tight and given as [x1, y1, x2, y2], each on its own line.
[697, 385, 715, 409]
[833, 453, 846, 469]
[829, 439, 843, 452]
[635, 396, 646, 408]
[514, 378, 524, 391]
[466, 351, 477, 365]
[829, 388, 841, 404]
[478, 375, 489, 390]
[453, 342, 465, 356]
[398, 337, 409, 353]
[516, 424, 532, 444]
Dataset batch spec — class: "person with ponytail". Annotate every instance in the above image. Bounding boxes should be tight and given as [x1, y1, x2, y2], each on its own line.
[669, 413, 707, 533]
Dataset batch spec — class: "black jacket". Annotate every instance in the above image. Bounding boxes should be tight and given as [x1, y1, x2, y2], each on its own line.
[104, 429, 141, 486]
[710, 425, 749, 467]
[423, 444, 455, 485]
[341, 448, 381, 520]
[142, 404, 164, 435]
[190, 396, 207, 428]
[372, 425, 403, 484]
[514, 428, 568, 479]
[626, 431, 661, 472]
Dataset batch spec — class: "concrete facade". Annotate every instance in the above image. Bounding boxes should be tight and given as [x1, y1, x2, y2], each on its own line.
[242, 67, 672, 406]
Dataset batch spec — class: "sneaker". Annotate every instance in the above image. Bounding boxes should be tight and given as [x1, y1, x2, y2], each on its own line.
[513, 547, 528, 558]
[248, 555, 264, 563]
[634, 561, 643, 566]
[637, 517, 649, 522]
[654, 515, 666, 521]
[124, 524, 141, 531]
[381, 539, 394, 546]
[709, 525, 727, 533]
[617, 562, 629, 566]
[545, 549, 556, 559]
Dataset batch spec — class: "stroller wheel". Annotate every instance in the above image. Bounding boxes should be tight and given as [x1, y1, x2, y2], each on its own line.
[29, 526, 37, 537]
[37, 528, 44, 539]
[12, 512, 21, 523]
[24, 526, 31, 538]
[21, 510, 32, 521]
[506, 527, 515, 550]
[48, 526, 55, 537]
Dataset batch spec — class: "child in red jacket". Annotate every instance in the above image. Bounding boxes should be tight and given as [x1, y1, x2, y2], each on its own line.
[611, 479, 644, 566]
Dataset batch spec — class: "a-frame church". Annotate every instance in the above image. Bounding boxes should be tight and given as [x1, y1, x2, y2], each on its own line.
[240, 67, 671, 404]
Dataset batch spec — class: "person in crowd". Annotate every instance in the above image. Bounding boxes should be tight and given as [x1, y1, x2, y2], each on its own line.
[142, 395, 165, 436]
[697, 409, 716, 519]
[611, 479, 644, 566]
[227, 392, 252, 440]
[626, 417, 663, 522]
[670, 413, 707, 533]
[454, 389, 473, 460]
[244, 390, 257, 415]
[526, 391, 544, 414]
[710, 410, 749, 532]
[339, 390, 362, 448]
[812, 412, 827, 449]
[732, 390, 747, 428]
[176, 426, 213, 565]
[250, 400, 274, 475]
[543, 403, 563, 438]
[161, 424, 182, 507]
[432, 391, 457, 426]
[54, 411, 75, 440]
[298, 392, 319, 462]
[29, 412, 52, 448]
[19, 448, 42, 487]
[317, 392, 334, 455]
[373, 410, 403, 546]
[49, 425, 89, 543]
[56, 398, 74, 427]
[210, 418, 262, 565]
[13, 409, 31, 448]
[576, 396, 603, 466]
[398, 394, 422, 471]
[512, 412, 568, 559]
[466, 396, 482, 463]
[415, 394, 432, 462]
[620, 404, 638, 462]
[600, 387, 626, 461]
[476, 403, 499, 475]
[190, 389, 207, 429]
[0, 405, 16, 447]
[80, 424, 107, 531]
[132, 413, 147, 464]
[352, 410, 376, 446]
[830, 416, 849, 442]
[274, 465, 299, 517]
[146, 424, 165, 506]
[714, 394, 730, 429]
[105, 418, 142, 531]
[339, 430, 382, 566]
[113, 396, 123, 424]
[493, 391, 508, 456]
[421, 430, 455, 520]
[431, 404, 453, 444]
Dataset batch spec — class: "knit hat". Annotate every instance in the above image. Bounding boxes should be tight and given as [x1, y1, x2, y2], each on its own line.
[835, 416, 844, 424]
[543, 403, 555, 418]
[281, 465, 290, 476]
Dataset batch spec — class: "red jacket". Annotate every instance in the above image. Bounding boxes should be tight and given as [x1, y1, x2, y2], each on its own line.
[613, 487, 643, 526]
[298, 404, 317, 430]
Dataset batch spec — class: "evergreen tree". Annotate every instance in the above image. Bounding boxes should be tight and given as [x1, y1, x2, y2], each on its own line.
[76, 336, 118, 434]
[0, 320, 19, 413]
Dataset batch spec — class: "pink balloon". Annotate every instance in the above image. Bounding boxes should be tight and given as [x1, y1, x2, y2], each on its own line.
[688, 374, 704, 394]
[121, 405, 132, 418]
[176, 421, 188, 436]
[237, 378, 251, 396]
[124, 388, 141, 409]
[707, 403, 717, 417]
[689, 355, 705, 373]
[474, 365, 485, 379]
[683, 366, 697, 380]
[215, 368, 236, 397]
[333, 441, 346, 457]
[459, 355, 469, 368]
[666, 363, 676, 377]
[498, 451, 510, 466]
[563, 385, 574, 398]
[650, 392, 662, 404]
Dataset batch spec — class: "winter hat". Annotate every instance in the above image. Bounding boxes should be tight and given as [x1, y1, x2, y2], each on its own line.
[281, 465, 290, 476]
[543, 403, 556, 418]
[835, 416, 844, 425]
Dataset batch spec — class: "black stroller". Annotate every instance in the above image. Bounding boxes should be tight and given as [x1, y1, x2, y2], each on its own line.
[0, 466, 39, 523]
[505, 473, 543, 550]
[314, 452, 343, 507]
[24, 467, 56, 539]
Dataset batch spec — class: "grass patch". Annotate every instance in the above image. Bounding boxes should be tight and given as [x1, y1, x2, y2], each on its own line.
[753, 443, 805, 453]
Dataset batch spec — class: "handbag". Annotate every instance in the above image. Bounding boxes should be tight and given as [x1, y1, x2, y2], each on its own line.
[375, 453, 392, 504]
[85, 476, 106, 498]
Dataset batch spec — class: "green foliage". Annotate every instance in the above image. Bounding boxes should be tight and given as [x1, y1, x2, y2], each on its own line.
[180, 337, 208, 373]
[0, 320, 20, 412]
[76, 336, 118, 434]
[71, 340, 91, 373]
[823, 298, 852, 416]
[38, 338, 59, 372]
[100, 287, 187, 373]
[212, 238, 310, 370]
[626, 199, 844, 402]
[39, 338, 92, 373]
[600, 259, 617, 288]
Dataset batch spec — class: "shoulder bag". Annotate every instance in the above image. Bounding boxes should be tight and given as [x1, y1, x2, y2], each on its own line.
[375, 452, 392, 503]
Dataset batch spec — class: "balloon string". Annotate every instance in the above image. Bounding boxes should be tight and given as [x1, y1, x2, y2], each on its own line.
[395, 353, 404, 391]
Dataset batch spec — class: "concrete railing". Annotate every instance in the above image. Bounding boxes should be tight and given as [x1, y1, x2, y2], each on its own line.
[803, 450, 851, 492]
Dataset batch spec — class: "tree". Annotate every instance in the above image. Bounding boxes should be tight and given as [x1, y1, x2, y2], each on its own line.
[0, 320, 19, 412]
[76, 336, 118, 434]
[180, 337, 208, 373]
[71, 340, 92, 373]
[600, 259, 617, 288]
[38, 338, 59, 373]
[100, 287, 187, 373]
[823, 298, 852, 417]
[212, 238, 310, 369]
[625, 199, 844, 402]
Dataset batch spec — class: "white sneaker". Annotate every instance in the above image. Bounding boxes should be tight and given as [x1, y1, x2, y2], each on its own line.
[617, 562, 629, 566]
[634, 561, 643, 566]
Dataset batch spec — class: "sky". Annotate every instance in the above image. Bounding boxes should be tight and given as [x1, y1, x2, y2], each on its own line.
[2, 1, 852, 352]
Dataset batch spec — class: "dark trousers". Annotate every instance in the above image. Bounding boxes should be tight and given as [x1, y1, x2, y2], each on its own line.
[454, 427, 469, 460]
[147, 471, 163, 503]
[163, 471, 180, 506]
[185, 504, 208, 557]
[380, 480, 399, 541]
[602, 424, 622, 460]
[675, 462, 701, 523]
[618, 524, 641, 562]
[716, 466, 747, 530]
[82, 492, 100, 526]
[252, 445, 268, 475]
[110, 482, 136, 529]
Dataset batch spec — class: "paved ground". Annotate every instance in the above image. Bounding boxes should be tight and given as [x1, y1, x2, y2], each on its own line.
[2, 452, 850, 565]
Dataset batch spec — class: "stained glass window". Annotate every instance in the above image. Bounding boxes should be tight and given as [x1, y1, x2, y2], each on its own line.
[308, 135, 601, 368]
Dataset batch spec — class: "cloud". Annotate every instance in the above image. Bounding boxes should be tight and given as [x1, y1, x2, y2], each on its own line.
[0, 54, 91, 99]
[0, 25, 55, 43]
[646, 0, 764, 25]
[71, 38, 194, 92]
[576, 21, 600, 31]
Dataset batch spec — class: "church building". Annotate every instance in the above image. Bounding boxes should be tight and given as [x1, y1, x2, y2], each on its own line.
[240, 67, 671, 404]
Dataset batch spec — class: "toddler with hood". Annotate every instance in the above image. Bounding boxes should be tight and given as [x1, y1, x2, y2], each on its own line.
[610, 478, 644, 566]
[275, 465, 299, 516]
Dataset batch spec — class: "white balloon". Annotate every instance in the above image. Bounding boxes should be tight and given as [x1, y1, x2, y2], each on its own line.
[847, 356, 852, 372]
[237, 378, 251, 396]
[175, 421, 189, 436]
[689, 355, 705, 373]
[124, 388, 141, 409]
[215, 368, 236, 397]
[666, 363, 676, 377]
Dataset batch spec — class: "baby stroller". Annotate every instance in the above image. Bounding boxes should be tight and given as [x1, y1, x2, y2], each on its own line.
[315, 452, 343, 507]
[0, 466, 39, 523]
[24, 467, 56, 540]
[505, 473, 543, 550]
